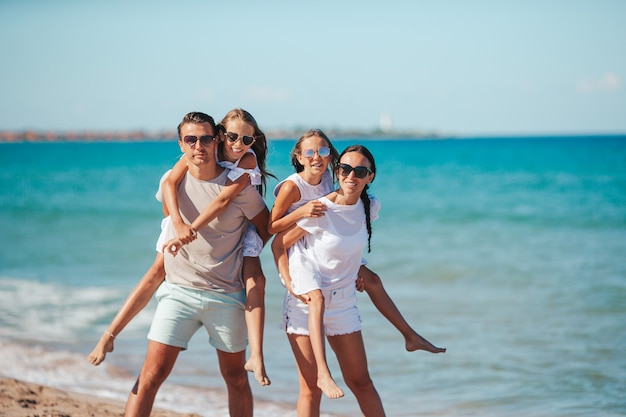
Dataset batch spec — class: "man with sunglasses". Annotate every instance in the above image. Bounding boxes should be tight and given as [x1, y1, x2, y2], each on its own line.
[125, 112, 270, 417]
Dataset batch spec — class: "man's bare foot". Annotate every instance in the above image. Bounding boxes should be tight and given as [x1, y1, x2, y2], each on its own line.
[86, 331, 115, 366]
[244, 356, 271, 386]
[406, 332, 446, 353]
[318, 375, 344, 399]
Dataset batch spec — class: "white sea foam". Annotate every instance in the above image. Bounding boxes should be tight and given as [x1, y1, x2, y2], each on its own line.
[0, 277, 154, 342]
[0, 340, 343, 417]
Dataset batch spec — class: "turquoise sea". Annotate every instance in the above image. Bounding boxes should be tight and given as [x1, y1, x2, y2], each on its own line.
[1, 136, 625, 416]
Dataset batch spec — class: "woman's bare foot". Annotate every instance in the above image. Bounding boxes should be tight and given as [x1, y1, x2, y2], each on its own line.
[406, 332, 446, 353]
[87, 331, 115, 366]
[244, 356, 271, 386]
[317, 375, 344, 399]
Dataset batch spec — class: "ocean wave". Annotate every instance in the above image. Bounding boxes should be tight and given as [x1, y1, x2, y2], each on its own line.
[0, 277, 154, 342]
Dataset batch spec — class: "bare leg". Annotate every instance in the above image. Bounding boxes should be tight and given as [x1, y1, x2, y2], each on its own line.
[124, 340, 180, 417]
[329, 331, 386, 417]
[241, 256, 270, 386]
[288, 333, 323, 417]
[359, 266, 446, 353]
[307, 289, 343, 399]
[88, 253, 165, 366]
[217, 349, 253, 417]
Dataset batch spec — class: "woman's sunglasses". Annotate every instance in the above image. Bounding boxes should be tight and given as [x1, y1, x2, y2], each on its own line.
[183, 135, 216, 147]
[225, 132, 255, 146]
[302, 147, 331, 158]
[337, 163, 372, 179]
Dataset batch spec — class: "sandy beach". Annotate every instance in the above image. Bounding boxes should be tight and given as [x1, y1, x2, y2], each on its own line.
[0, 340, 330, 417]
[0, 377, 199, 417]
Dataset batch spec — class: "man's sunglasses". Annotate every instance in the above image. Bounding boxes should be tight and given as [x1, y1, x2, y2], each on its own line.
[183, 135, 216, 147]
[302, 147, 331, 158]
[225, 132, 255, 146]
[337, 163, 372, 179]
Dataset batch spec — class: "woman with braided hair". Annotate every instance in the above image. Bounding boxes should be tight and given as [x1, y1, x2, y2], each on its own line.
[272, 144, 388, 416]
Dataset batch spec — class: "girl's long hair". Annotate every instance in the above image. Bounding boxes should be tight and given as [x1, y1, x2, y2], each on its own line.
[218, 108, 275, 195]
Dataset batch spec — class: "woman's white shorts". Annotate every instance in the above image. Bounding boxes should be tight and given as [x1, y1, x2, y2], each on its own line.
[282, 285, 362, 336]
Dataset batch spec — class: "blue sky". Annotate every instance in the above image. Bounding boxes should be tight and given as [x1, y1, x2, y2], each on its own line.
[1, 1, 625, 136]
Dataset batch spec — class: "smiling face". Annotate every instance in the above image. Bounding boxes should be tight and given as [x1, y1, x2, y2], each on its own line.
[221, 119, 256, 162]
[337, 150, 374, 198]
[296, 135, 332, 177]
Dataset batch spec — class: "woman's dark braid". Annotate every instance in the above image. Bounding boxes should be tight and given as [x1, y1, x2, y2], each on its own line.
[340, 143, 376, 253]
[361, 185, 372, 253]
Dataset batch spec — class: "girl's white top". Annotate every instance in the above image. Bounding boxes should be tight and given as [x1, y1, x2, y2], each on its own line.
[273, 170, 334, 214]
[220, 148, 262, 186]
[290, 194, 380, 293]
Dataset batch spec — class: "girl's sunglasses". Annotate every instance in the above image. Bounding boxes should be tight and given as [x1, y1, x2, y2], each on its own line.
[337, 163, 372, 179]
[225, 132, 255, 146]
[183, 135, 216, 147]
[302, 147, 331, 158]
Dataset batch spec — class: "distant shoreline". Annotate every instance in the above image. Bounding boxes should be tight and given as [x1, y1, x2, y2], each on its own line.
[1, 129, 624, 143]
[0, 128, 446, 143]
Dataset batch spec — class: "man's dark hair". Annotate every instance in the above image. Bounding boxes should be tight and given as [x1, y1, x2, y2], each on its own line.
[177, 112, 216, 139]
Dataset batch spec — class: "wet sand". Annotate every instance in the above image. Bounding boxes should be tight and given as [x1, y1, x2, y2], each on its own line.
[0, 377, 199, 417]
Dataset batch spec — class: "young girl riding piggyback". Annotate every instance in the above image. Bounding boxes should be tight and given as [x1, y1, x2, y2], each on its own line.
[88, 108, 274, 387]
[269, 129, 445, 399]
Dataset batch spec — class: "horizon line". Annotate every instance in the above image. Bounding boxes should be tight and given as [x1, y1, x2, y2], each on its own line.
[1, 128, 625, 143]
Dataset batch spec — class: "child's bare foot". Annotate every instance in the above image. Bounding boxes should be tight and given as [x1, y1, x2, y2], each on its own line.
[87, 331, 115, 366]
[317, 375, 344, 399]
[244, 356, 271, 386]
[406, 332, 446, 353]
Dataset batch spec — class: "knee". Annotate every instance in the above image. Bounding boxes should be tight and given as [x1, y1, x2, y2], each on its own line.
[222, 367, 249, 390]
[344, 373, 375, 394]
[306, 291, 325, 312]
[139, 364, 170, 390]
[245, 273, 266, 308]
[244, 262, 266, 290]
[148, 259, 165, 280]
[298, 374, 322, 400]
[247, 272, 266, 290]
[308, 290, 324, 303]
[300, 384, 322, 403]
